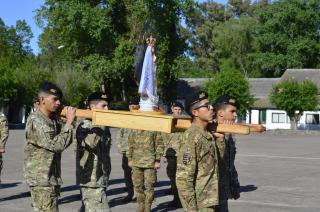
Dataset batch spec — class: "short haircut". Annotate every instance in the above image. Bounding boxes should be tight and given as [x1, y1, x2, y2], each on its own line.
[188, 102, 202, 120]
[215, 103, 229, 112]
[38, 91, 51, 98]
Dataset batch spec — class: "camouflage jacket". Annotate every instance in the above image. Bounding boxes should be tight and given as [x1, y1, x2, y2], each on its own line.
[116, 128, 132, 153]
[76, 119, 111, 187]
[128, 129, 163, 168]
[176, 124, 219, 210]
[163, 132, 182, 157]
[24, 110, 74, 186]
[0, 113, 9, 151]
[216, 134, 240, 201]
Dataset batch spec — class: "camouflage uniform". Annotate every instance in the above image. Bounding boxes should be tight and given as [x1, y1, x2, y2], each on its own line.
[128, 130, 163, 212]
[24, 110, 74, 212]
[215, 135, 240, 212]
[76, 119, 112, 212]
[116, 128, 134, 199]
[176, 124, 219, 211]
[0, 113, 9, 183]
[163, 132, 182, 205]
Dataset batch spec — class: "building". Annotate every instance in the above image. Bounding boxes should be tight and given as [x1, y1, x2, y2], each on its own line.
[177, 69, 320, 130]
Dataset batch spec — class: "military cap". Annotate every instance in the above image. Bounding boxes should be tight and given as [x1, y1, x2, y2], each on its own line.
[87, 91, 110, 102]
[39, 82, 63, 98]
[185, 91, 208, 116]
[214, 95, 240, 109]
[129, 96, 140, 105]
[171, 101, 184, 110]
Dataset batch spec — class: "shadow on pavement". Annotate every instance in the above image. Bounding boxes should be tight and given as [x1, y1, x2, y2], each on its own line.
[61, 184, 80, 192]
[107, 186, 127, 196]
[0, 182, 21, 189]
[58, 193, 81, 205]
[109, 196, 130, 208]
[0, 191, 30, 202]
[152, 201, 182, 212]
[240, 184, 258, 193]
[108, 178, 125, 186]
[155, 180, 170, 188]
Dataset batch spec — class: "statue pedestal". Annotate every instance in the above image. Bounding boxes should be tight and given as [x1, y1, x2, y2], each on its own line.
[139, 98, 157, 112]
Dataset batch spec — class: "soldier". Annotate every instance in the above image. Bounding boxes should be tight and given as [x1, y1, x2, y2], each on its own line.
[0, 112, 9, 185]
[163, 101, 184, 207]
[171, 101, 184, 116]
[214, 95, 241, 212]
[116, 97, 140, 202]
[76, 91, 112, 212]
[176, 91, 219, 212]
[128, 127, 164, 212]
[24, 82, 76, 211]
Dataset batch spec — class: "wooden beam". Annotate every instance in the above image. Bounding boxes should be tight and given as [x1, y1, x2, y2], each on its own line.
[60, 108, 265, 134]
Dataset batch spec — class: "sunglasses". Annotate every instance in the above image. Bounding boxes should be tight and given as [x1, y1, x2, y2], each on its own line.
[193, 103, 213, 110]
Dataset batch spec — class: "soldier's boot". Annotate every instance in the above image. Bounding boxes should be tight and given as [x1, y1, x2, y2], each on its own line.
[136, 202, 145, 212]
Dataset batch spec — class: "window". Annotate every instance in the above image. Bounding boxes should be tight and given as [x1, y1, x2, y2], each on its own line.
[238, 114, 247, 123]
[272, 113, 286, 123]
[306, 114, 320, 125]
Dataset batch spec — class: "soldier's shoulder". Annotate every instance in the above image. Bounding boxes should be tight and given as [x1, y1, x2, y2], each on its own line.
[0, 113, 7, 121]
[27, 111, 41, 122]
[182, 127, 202, 143]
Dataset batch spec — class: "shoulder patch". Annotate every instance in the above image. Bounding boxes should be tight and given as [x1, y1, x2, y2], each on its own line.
[182, 148, 192, 165]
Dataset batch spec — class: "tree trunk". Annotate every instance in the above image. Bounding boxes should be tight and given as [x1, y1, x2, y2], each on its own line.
[290, 119, 297, 130]
[290, 114, 302, 130]
[121, 79, 127, 102]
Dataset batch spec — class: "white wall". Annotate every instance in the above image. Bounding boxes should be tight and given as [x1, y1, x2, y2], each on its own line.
[250, 110, 260, 124]
[266, 110, 320, 130]
[298, 111, 320, 130]
[266, 109, 291, 130]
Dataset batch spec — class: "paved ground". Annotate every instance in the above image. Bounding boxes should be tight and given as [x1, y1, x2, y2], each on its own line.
[0, 129, 320, 212]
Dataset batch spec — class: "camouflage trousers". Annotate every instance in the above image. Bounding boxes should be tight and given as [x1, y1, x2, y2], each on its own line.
[0, 154, 3, 182]
[198, 206, 217, 212]
[166, 156, 180, 203]
[30, 185, 60, 212]
[122, 153, 134, 196]
[80, 186, 111, 212]
[132, 167, 156, 205]
[106, 148, 112, 187]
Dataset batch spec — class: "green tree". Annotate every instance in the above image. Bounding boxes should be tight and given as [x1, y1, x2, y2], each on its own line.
[183, 0, 269, 76]
[147, 0, 189, 103]
[253, 0, 320, 77]
[184, 1, 228, 73]
[206, 68, 254, 115]
[36, 0, 190, 104]
[53, 65, 96, 107]
[214, 16, 259, 77]
[270, 79, 319, 130]
[0, 18, 40, 107]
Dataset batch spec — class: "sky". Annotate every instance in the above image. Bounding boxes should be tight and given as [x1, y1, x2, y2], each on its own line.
[0, 0, 227, 55]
